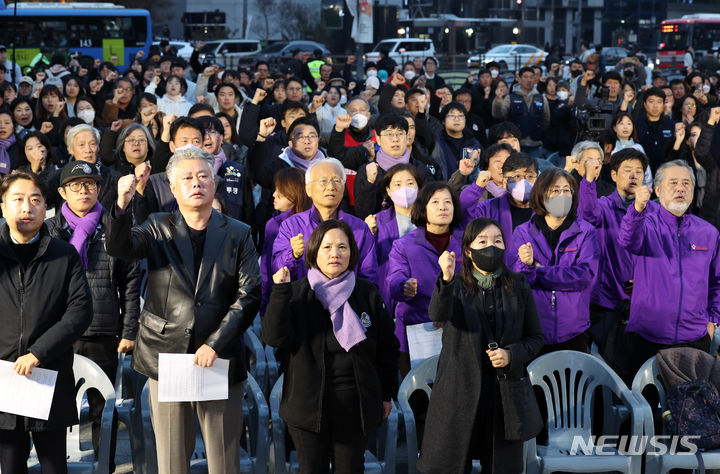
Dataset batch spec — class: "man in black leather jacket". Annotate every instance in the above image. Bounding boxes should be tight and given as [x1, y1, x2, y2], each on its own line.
[106, 147, 261, 474]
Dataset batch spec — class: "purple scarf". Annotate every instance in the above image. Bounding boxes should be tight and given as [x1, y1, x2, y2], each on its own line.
[376, 147, 410, 172]
[285, 147, 324, 171]
[213, 147, 227, 173]
[0, 134, 17, 175]
[61, 201, 103, 269]
[307, 268, 366, 352]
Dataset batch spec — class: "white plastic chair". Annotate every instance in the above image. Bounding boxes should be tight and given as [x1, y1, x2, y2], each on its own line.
[525, 350, 645, 474]
[114, 352, 148, 474]
[29, 354, 116, 474]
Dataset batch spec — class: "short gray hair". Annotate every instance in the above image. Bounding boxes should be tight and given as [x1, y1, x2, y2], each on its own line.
[67, 124, 100, 148]
[570, 140, 604, 161]
[116, 123, 156, 156]
[166, 147, 215, 182]
[346, 96, 370, 112]
[305, 158, 346, 186]
[654, 159, 696, 190]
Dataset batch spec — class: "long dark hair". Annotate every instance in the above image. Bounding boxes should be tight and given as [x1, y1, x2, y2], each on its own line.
[460, 217, 523, 296]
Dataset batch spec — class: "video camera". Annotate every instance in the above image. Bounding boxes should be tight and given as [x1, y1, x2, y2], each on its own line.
[574, 86, 614, 141]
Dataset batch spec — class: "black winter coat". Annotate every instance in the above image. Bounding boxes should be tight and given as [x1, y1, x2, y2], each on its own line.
[105, 209, 261, 384]
[46, 210, 141, 340]
[263, 278, 399, 434]
[0, 224, 92, 431]
[417, 274, 544, 474]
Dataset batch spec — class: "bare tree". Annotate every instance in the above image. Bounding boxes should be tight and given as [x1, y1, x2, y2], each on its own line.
[279, 0, 327, 41]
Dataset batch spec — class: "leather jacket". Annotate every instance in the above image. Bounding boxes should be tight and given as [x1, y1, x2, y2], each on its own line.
[105, 208, 261, 383]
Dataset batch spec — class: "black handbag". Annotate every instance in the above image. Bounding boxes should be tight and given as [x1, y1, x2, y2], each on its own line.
[475, 298, 543, 442]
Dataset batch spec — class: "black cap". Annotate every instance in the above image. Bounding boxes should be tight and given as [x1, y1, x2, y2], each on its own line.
[60, 161, 101, 186]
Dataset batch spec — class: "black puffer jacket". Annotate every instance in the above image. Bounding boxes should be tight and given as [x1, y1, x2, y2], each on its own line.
[46, 210, 141, 340]
[0, 224, 92, 431]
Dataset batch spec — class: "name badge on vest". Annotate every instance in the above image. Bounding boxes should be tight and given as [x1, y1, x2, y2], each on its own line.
[360, 312, 371, 328]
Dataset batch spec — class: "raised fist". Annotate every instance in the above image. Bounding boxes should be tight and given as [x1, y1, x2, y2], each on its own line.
[518, 242, 534, 266]
[403, 278, 418, 298]
[365, 214, 377, 236]
[290, 233, 305, 259]
[634, 185, 651, 213]
[273, 266, 291, 284]
[439, 251, 456, 282]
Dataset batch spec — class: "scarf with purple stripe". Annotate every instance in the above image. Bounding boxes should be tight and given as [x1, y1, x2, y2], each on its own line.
[61, 201, 103, 269]
[285, 147, 324, 171]
[0, 134, 17, 175]
[376, 147, 410, 172]
[307, 268, 366, 352]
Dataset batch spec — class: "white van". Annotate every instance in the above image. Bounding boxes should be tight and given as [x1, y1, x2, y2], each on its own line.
[365, 38, 437, 66]
[198, 39, 262, 67]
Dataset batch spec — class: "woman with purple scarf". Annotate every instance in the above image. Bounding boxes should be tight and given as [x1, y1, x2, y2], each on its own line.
[354, 113, 436, 219]
[0, 109, 19, 175]
[263, 220, 399, 474]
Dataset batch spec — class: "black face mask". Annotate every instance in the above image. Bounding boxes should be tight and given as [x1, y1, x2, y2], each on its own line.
[470, 246, 504, 273]
[570, 69, 583, 78]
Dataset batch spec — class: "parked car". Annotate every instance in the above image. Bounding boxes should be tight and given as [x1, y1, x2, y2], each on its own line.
[197, 39, 262, 68]
[151, 41, 194, 60]
[365, 38, 436, 66]
[468, 44, 546, 71]
[257, 40, 331, 62]
[601, 46, 629, 66]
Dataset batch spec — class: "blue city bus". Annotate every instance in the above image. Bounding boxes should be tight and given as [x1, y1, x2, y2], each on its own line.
[0, 2, 151, 71]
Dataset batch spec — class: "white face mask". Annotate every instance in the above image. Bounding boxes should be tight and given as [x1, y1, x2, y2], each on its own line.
[557, 90, 569, 101]
[350, 113, 368, 130]
[339, 95, 347, 106]
[703, 84, 711, 94]
[367, 69, 378, 77]
[77, 109, 95, 124]
[490, 69, 499, 79]
[174, 143, 200, 152]
[404, 70, 416, 81]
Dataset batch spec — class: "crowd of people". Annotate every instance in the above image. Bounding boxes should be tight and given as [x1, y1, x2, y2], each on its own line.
[1, 37, 720, 473]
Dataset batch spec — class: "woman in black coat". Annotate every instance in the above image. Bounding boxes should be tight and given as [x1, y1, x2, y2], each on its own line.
[263, 219, 399, 474]
[417, 217, 544, 474]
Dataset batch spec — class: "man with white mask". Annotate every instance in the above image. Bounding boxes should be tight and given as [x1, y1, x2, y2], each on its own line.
[619, 159, 720, 376]
[328, 97, 376, 169]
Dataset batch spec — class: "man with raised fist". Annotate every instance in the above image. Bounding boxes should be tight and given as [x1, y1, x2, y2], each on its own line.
[619, 159, 720, 376]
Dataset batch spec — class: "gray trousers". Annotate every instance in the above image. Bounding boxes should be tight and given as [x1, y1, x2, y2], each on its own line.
[148, 378, 244, 474]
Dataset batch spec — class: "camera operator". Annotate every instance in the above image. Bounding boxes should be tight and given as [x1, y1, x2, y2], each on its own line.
[575, 70, 632, 115]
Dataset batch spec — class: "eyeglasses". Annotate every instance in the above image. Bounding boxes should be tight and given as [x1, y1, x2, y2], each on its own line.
[293, 133, 318, 142]
[116, 86, 133, 93]
[504, 173, 538, 182]
[65, 181, 98, 192]
[124, 138, 147, 145]
[287, 86, 303, 92]
[547, 187, 573, 197]
[312, 177, 343, 188]
[446, 114, 466, 120]
[685, 103, 697, 108]
[380, 131, 407, 140]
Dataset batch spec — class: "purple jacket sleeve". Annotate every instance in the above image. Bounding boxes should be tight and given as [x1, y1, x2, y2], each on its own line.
[272, 219, 304, 278]
[356, 226, 378, 284]
[618, 204, 646, 255]
[708, 236, 720, 325]
[460, 182, 485, 215]
[387, 240, 413, 304]
[524, 228, 600, 292]
[577, 178, 600, 225]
